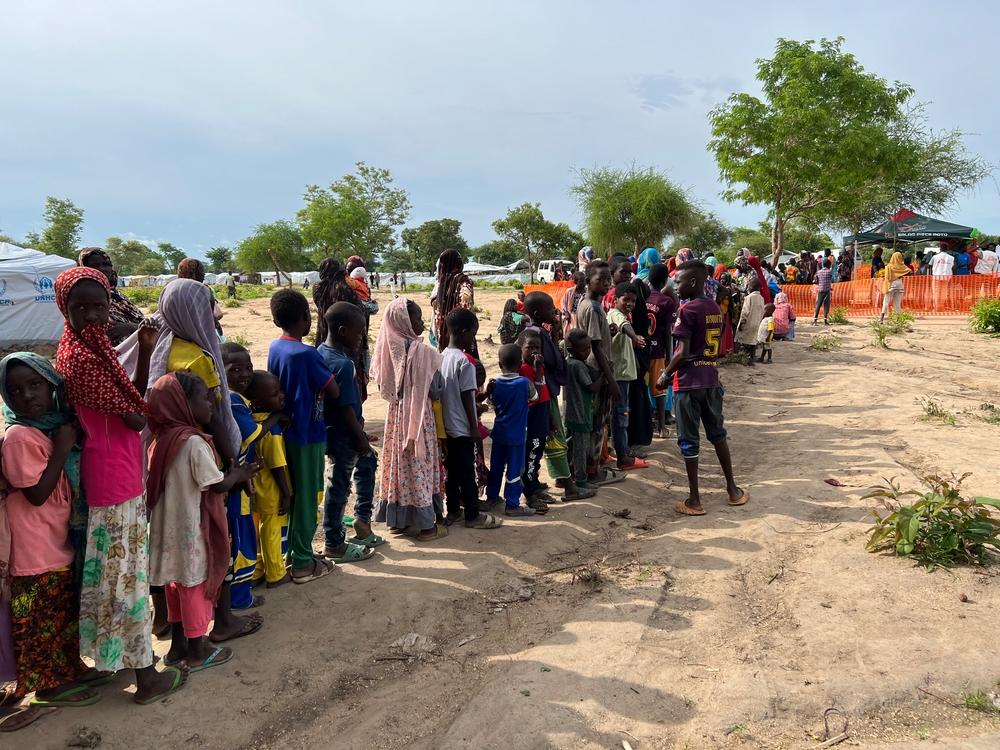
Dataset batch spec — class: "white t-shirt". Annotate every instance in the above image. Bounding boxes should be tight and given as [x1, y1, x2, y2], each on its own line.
[931, 252, 954, 278]
[440, 347, 478, 438]
[976, 250, 998, 274]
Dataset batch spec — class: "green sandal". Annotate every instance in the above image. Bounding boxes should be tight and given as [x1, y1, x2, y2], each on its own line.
[30, 684, 102, 707]
[350, 532, 386, 548]
[133, 666, 188, 706]
[323, 542, 375, 564]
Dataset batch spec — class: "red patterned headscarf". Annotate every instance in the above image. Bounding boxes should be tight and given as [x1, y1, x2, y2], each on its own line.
[54, 267, 147, 415]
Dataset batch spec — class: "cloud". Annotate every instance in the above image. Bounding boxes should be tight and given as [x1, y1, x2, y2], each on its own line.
[635, 74, 744, 112]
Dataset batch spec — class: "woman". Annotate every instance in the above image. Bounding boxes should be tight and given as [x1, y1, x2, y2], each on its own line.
[560, 271, 587, 330]
[627, 272, 653, 451]
[577, 246, 594, 274]
[636, 247, 662, 282]
[718, 272, 739, 356]
[431, 249, 475, 352]
[177, 258, 224, 335]
[313, 258, 372, 390]
[880, 251, 911, 321]
[78, 247, 146, 345]
[736, 249, 772, 305]
[837, 248, 855, 282]
[870, 248, 885, 278]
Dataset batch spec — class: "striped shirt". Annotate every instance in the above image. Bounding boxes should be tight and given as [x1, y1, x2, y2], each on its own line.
[816, 268, 833, 292]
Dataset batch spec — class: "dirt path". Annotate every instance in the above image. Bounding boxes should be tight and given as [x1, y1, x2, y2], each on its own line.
[21, 293, 1000, 749]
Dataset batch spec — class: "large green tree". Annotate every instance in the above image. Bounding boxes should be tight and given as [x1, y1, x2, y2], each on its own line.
[297, 161, 411, 263]
[206, 246, 234, 273]
[235, 220, 310, 282]
[29, 197, 84, 259]
[491, 203, 582, 281]
[668, 211, 732, 255]
[105, 236, 166, 276]
[400, 218, 469, 272]
[157, 242, 187, 271]
[572, 166, 695, 255]
[472, 239, 523, 267]
[709, 37, 914, 265]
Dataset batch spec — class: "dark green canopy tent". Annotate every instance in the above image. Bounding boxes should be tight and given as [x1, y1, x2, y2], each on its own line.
[843, 209, 978, 246]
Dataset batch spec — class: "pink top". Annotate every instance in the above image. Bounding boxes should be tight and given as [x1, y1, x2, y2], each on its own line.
[77, 403, 144, 506]
[1, 425, 74, 576]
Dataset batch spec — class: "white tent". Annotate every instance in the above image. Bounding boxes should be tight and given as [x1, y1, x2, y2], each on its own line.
[0, 242, 76, 347]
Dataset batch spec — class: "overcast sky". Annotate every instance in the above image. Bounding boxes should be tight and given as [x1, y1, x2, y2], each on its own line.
[2, 1, 998, 256]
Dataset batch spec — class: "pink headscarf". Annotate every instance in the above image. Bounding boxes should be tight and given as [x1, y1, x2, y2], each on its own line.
[371, 298, 442, 457]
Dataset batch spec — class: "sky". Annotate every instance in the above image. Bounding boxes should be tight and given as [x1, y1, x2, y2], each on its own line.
[2, 1, 998, 258]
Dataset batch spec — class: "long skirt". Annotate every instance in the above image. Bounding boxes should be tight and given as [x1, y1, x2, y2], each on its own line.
[10, 570, 83, 697]
[375, 399, 440, 530]
[542, 398, 572, 480]
[78, 497, 154, 672]
[0, 595, 14, 683]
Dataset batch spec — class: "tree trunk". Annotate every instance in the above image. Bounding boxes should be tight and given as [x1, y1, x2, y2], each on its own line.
[770, 216, 785, 267]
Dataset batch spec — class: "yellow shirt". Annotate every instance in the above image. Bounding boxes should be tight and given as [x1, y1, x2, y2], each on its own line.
[167, 339, 221, 391]
[251, 412, 288, 516]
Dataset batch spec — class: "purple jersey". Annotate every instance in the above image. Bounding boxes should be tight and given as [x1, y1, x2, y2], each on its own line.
[672, 297, 723, 392]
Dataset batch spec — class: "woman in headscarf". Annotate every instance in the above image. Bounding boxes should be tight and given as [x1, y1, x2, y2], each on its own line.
[735, 250, 772, 305]
[717, 272, 738, 356]
[177, 257, 224, 335]
[78, 247, 146, 345]
[837, 247, 855, 283]
[313, 258, 372, 395]
[431, 249, 475, 352]
[636, 247, 662, 282]
[577, 246, 594, 273]
[560, 271, 587, 330]
[880, 251, 911, 322]
[626, 273, 654, 452]
[372, 298, 445, 540]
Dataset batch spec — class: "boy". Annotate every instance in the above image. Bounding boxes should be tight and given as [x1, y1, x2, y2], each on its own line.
[563, 329, 603, 490]
[645, 264, 677, 437]
[246, 370, 293, 587]
[607, 283, 648, 471]
[317, 302, 380, 563]
[657, 260, 747, 516]
[517, 328, 551, 513]
[756, 303, 776, 364]
[484, 343, 536, 517]
[267, 289, 339, 584]
[736, 275, 764, 365]
[575, 261, 624, 485]
[440, 308, 502, 529]
[522, 291, 594, 501]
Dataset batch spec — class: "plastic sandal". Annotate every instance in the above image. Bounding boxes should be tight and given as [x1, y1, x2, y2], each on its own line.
[189, 646, 233, 673]
[414, 524, 449, 542]
[674, 500, 707, 516]
[350, 532, 386, 548]
[728, 490, 750, 506]
[466, 513, 503, 529]
[618, 458, 650, 471]
[0, 705, 58, 732]
[504, 506, 537, 517]
[30, 684, 101, 707]
[133, 666, 187, 706]
[291, 558, 334, 584]
[324, 543, 375, 564]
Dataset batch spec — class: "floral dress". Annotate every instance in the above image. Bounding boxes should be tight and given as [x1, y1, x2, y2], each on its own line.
[375, 397, 441, 531]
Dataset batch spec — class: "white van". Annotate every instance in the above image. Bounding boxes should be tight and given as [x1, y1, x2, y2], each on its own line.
[536, 259, 569, 283]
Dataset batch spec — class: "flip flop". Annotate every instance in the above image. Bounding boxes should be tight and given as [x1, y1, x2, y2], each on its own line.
[466, 513, 503, 529]
[133, 665, 188, 706]
[414, 524, 449, 542]
[674, 500, 707, 516]
[349, 532, 386, 548]
[209, 614, 263, 643]
[30, 684, 101, 707]
[78, 669, 116, 687]
[0, 705, 58, 732]
[291, 558, 334, 584]
[593, 468, 626, 486]
[189, 646, 233, 674]
[324, 543, 375, 564]
[728, 490, 750, 507]
[618, 458, 650, 471]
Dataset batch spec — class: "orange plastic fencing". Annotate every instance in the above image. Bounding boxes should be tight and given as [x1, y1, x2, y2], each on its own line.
[524, 281, 574, 300]
[783, 274, 1000, 318]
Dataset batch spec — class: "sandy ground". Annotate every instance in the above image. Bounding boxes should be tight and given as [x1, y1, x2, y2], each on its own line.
[13, 288, 1000, 749]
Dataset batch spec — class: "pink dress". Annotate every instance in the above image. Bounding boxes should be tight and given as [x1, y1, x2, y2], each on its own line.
[375, 398, 441, 530]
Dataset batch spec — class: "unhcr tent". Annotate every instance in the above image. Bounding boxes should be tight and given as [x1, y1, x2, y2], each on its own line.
[843, 209, 977, 246]
[0, 242, 76, 347]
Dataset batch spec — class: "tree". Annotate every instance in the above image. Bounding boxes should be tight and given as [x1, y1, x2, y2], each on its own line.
[0, 230, 19, 245]
[157, 242, 187, 271]
[668, 211, 732, 254]
[491, 203, 582, 281]
[720, 220, 832, 265]
[400, 218, 469, 272]
[572, 165, 696, 255]
[709, 37, 915, 265]
[105, 236, 167, 276]
[206, 246, 234, 273]
[34, 197, 84, 259]
[473, 239, 523, 267]
[235, 220, 310, 282]
[297, 161, 411, 263]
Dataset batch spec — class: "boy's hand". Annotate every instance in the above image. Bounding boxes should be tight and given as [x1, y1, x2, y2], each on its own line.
[656, 372, 669, 390]
[607, 379, 621, 402]
[278, 492, 291, 516]
[137, 322, 159, 352]
[352, 433, 372, 456]
[484, 379, 495, 399]
[635, 336, 647, 349]
[53, 423, 78, 454]
[532, 354, 543, 371]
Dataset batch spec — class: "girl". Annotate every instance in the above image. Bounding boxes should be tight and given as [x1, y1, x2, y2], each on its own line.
[372, 299, 445, 541]
[497, 299, 526, 345]
[881, 251, 912, 322]
[53, 267, 187, 706]
[0, 354, 98, 715]
[560, 271, 587, 330]
[147, 373, 257, 671]
[773, 292, 797, 341]
[716, 272, 736, 356]
[431, 249, 475, 352]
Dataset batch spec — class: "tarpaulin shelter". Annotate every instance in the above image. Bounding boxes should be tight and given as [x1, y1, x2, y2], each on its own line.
[843, 209, 977, 246]
[0, 242, 76, 346]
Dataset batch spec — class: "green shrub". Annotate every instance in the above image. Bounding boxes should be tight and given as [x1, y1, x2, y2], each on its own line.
[865, 474, 1000, 570]
[121, 287, 160, 307]
[917, 397, 956, 426]
[870, 320, 890, 348]
[230, 333, 251, 348]
[809, 332, 841, 351]
[971, 298, 1000, 334]
[978, 402, 1000, 425]
[828, 306, 850, 325]
[884, 310, 915, 334]
[223, 298, 241, 308]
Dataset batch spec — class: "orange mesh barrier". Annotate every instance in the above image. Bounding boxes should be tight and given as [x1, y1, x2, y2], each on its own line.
[782, 274, 1000, 318]
[524, 281, 574, 299]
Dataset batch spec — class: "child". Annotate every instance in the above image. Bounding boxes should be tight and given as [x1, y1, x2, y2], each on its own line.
[563, 330, 603, 490]
[516, 329, 551, 514]
[645, 264, 677, 437]
[245, 371, 292, 586]
[607, 283, 649, 471]
[497, 299, 526, 345]
[371, 298, 446, 540]
[147, 372, 258, 671]
[349, 266, 372, 302]
[440, 308, 502, 529]
[773, 292, 796, 341]
[53, 267, 187, 705]
[756, 303, 776, 364]
[736, 275, 765, 365]
[656, 260, 747, 516]
[523, 291, 593, 501]
[785, 263, 799, 285]
[267, 289, 340, 584]
[484, 344, 536, 516]
[0, 353, 99, 709]
[318, 302, 381, 563]
[575, 261, 623, 485]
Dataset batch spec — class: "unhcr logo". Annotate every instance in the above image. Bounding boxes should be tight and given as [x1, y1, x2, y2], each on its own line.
[34, 275, 56, 303]
[0, 280, 12, 306]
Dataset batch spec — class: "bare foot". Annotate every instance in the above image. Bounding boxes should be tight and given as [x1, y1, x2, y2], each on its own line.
[209, 612, 262, 643]
[133, 665, 188, 705]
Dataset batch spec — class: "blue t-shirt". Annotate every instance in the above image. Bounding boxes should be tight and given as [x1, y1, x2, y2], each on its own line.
[491, 375, 531, 446]
[317, 343, 362, 448]
[267, 336, 332, 445]
[230, 392, 262, 462]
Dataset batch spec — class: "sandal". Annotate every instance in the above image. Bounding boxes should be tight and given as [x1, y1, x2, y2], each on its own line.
[189, 646, 233, 674]
[324, 543, 375, 564]
[728, 490, 750, 507]
[0, 705, 58, 732]
[291, 558, 334, 584]
[78, 669, 115, 687]
[618, 458, 650, 471]
[414, 524, 449, 542]
[30, 684, 102, 707]
[593, 468, 626, 486]
[526, 498, 550, 515]
[564, 487, 596, 501]
[349, 532, 386, 548]
[133, 665, 188, 706]
[209, 614, 263, 642]
[674, 500, 707, 516]
[466, 513, 503, 529]
[504, 506, 536, 517]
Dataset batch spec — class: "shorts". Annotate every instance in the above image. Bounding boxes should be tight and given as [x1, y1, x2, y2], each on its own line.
[648, 357, 667, 397]
[674, 387, 727, 459]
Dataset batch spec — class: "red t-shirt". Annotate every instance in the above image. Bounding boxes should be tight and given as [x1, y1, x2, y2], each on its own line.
[672, 298, 723, 392]
[518, 363, 549, 404]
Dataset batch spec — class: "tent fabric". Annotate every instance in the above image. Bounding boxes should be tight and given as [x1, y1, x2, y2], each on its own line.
[843, 209, 977, 246]
[0, 242, 77, 346]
